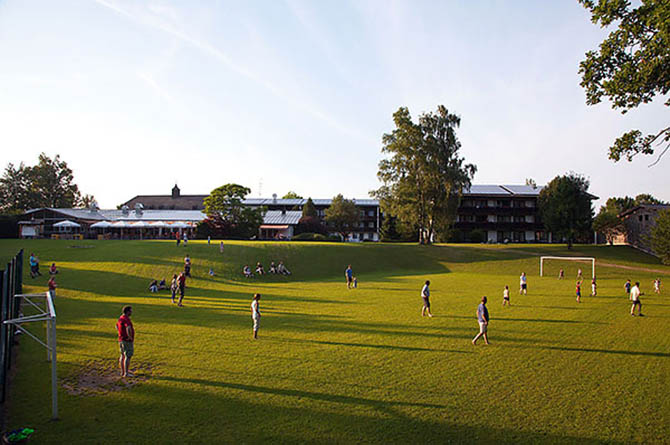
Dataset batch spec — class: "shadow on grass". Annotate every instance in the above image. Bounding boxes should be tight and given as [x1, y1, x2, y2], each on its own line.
[279, 337, 472, 354]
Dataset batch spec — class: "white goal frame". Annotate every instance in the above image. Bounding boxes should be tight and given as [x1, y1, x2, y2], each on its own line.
[540, 256, 595, 279]
[3, 292, 58, 420]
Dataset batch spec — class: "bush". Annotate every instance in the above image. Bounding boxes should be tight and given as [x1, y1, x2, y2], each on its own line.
[469, 229, 486, 243]
[292, 233, 341, 242]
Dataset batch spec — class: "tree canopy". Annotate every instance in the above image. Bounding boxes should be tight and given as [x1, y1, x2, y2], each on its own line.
[651, 209, 670, 264]
[282, 191, 303, 199]
[373, 105, 476, 244]
[302, 197, 317, 218]
[0, 153, 86, 213]
[325, 194, 358, 240]
[202, 184, 265, 239]
[538, 173, 595, 248]
[579, 0, 670, 165]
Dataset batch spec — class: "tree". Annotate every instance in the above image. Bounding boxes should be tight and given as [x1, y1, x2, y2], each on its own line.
[650, 209, 670, 264]
[302, 197, 317, 218]
[538, 173, 594, 249]
[634, 193, 667, 205]
[579, 0, 670, 165]
[0, 153, 84, 212]
[525, 178, 537, 188]
[325, 194, 358, 240]
[593, 208, 624, 245]
[373, 106, 476, 244]
[203, 184, 265, 239]
[80, 194, 97, 208]
[380, 214, 401, 241]
[282, 191, 303, 199]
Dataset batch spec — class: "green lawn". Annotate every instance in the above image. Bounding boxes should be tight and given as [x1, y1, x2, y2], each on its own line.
[2, 240, 670, 444]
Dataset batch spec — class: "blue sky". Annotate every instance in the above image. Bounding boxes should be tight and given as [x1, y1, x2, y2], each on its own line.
[0, 0, 667, 208]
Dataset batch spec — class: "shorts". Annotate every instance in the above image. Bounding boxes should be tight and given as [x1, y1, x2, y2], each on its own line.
[179, 285, 185, 297]
[252, 316, 260, 331]
[521, 283, 527, 290]
[478, 322, 488, 334]
[422, 297, 430, 308]
[632, 299, 641, 306]
[347, 276, 353, 283]
[576, 291, 581, 297]
[119, 341, 134, 358]
[503, 296, 510, 301]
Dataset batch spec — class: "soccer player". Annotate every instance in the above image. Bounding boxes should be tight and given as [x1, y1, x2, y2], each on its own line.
[177, 272, 187, 307]
[472, 296, 490, 346]
[624, 279, 632, 298]
[630, 282, 643, 316]
[519, 272, 527, 295]
[116, 306, 135, 377]
[170, 274, 178, 304]
[502, 285, 510, 306]
[558, 269, 564, 280]
[345, 265, 354, 289]
[421, 280, 433, 317]
[591, 277, 597, 296]
[251, 293, 261, 339]
[654, 278, 661, 294]
[576, 279, 582, 303]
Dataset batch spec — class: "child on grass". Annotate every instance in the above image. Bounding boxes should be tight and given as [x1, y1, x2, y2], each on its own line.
[251, 293, 261, 339]
[502, 285, 510, 306]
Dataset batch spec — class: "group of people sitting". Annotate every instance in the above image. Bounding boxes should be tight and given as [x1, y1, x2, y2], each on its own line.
[243, 261, 291, 278]
[148, 278, 168, 293]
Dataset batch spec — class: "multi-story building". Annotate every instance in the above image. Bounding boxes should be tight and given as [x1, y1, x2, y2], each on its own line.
[613, 204, 670, 251]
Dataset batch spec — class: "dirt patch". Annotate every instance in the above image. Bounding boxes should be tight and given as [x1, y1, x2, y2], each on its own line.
[61, 361, 154, 396]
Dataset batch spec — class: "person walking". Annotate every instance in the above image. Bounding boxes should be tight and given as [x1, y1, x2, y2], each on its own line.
[472, 296, 490, 345]
[421, 280, 433, 317]
[251, 293, 261, 339]
[519, 272, 527, 295]
[345, 265, 354, 289]
[116, 306, 135, 377]
[170, 273, 178, 304]
[624, 279, 631, 298]
[177, 272, 186, 307]
[502, 285, 510, 306]
[630, 281, 643, 316]
[654, 278, 661, 294]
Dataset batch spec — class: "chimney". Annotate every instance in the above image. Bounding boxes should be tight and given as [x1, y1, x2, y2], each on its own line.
[172, 184, 180, 199]
[121, 205, 129, 216]
[272, 193, 277, 204]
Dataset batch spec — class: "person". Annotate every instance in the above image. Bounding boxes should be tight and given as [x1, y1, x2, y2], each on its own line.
[207, 236, 211, 245]
[49, 263, 58, 275]
[47, 276, 57, 300]
[177, 272, 186, 307]
[630, 281, 643, 316]
[576, 279, 582, 303]
[170, 274, 178, 304]
[421, 280, 433, 317]
[208, 268, 215, 276]
[243, 265, 253, 278]
[148, 279, 158, 293]
[219, 241, 224, 253]
[251, 293, 261, 339]
[577, 269, 583, 280]
[353, 276, 358, 288]
[558, 269, 564, 280]
[277, 262, 291, 275]
[269, 262, 277, 274]
[591, 277, 597, 296]
[158, 278, 167, 290]
[184, 255, 191, 277]
[183, 233, 188, 246]
[654, 278, 661, 294]
[345, 265, 354, 289]
[519, 272, 527, 295]
[472, 296, 490, 345]
[116, 306, 135, 377]
[255, 262, 264, 275]
[29, 253, 41, 278]
[175, 232, 181, 246]
[624, 279, 632, 298]
[502, 285, 510, 306]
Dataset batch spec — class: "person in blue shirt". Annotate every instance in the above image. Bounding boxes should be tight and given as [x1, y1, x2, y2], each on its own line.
[345, 265, 354, 289]
[29, 253, 41, 278]
[472, 296, 490, 345]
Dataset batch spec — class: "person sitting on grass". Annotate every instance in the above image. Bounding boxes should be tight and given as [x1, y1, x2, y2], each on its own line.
[49, 263, 58, 275]
[209, 268, 215, 276]
[149, 279, 158, 293]
[158, 278, 167, 290]
[255, 262, 265, 275]
[277, 262, 291, 275]
[243, 265, 254, 278]
[269, 262, 277, 274]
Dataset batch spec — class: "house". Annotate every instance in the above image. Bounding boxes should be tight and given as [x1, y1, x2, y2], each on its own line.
[614, 204, 670, 251]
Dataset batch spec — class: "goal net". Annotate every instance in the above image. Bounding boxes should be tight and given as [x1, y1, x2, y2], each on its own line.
[540, 256, 595, 279]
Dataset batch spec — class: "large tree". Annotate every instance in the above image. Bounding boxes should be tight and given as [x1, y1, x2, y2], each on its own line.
[650, 209, 670, 264]
[0, 153, 84, 212]
[538, 173, 595, 249]
[325, 194, 358, 240]
[202, 184, 265, 239]
[373, 106, 476, 244]
[579, 0, 670, 165]
[282, 191, 303, 199]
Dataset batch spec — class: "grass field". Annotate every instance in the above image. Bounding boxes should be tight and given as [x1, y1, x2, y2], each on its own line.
[2, 239, 670, 444]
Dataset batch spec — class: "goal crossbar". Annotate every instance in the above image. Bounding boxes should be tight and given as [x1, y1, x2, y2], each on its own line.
[3, 292, 58, 420]
[540, 256, 595, 279]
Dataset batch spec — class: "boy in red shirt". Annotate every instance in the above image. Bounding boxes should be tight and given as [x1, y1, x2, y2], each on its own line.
[116, 306, 135, 377]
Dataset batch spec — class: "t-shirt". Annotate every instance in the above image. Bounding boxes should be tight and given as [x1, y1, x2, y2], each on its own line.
[520, 275, 526, 285]
[346, 268, 353, 279]
[48, 280, 56, 290]
[251, 300, 260, 318]
[477, 303, 489, 323]
[117, 315, 133, 342]
[576, 283, 581, 293]
[178, 275, 186, 286]
[625, 282, 631, 293]
[29, 256, 37, 267]
[630, 286, 640, 301]
[184, 257, 191, 265]
[503, 289, 509, 299]
[421, 284, 430, 298]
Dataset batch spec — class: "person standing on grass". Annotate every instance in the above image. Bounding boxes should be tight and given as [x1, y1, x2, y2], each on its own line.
[177, 272, 186, 307]
[472, 296, 490, 345]
[654, 278, 661, 294]
[577, 269, 583, 280]
[184, 255, 192, 277]
[558, 269, 564, 280]
[176, 232, 181, 246]
[591, 277, 597, 296]
[624, 279, 631, 297]
[170, 273, 178, 304]
[251, 293, 261, 339]
[219, 241, 224, 253]
[576, 279, 582, 303]
[345, 265, 354, 289]
[421, 280, 433, 317]
[519, 272, 527, 295]
[502, 285, 510, 306]
[47, 276, 57, 299]
[116, 306, 135, 377]
[630, 281, 643, 316]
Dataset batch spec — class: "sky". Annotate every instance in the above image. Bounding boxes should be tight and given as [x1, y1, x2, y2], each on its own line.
[0, 0, 668, 209]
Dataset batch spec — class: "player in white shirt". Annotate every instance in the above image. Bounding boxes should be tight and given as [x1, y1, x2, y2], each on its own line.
[251, 293, 262, 338]
[502, 285, 510, 306]
[519, 272, 527, 295]
[421, 281, 433, 317]
[630, 282, 643, 316]
[654, 278, 661, 294]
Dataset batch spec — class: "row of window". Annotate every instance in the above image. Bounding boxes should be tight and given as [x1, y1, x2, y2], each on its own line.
[458, 215, 534, 223]
[461, 200, 535, 209]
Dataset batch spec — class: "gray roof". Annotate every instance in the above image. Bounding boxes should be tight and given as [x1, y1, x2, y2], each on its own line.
[262, 210, 302, 225]
[25, 208, 205, 222]
[243, 198, 379, 207]
[463, 184, 544, 196]
[500, 185, 544, 195]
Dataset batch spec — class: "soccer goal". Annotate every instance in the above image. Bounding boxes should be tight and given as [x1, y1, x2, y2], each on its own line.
[540, 256, 596, 279]
[3, 292, 58, 420]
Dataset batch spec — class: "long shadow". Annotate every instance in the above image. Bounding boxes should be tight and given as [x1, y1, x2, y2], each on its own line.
[279, 337, 472, 354]
[449, 314, 605, 325]
[542, 345, 670, 358]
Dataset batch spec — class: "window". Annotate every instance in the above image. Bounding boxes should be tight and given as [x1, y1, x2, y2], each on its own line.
[368, 222, 375, 228]
[645, 215, 649, 221]
[368, 210, 375, 217]
[639, 215, 643, 222]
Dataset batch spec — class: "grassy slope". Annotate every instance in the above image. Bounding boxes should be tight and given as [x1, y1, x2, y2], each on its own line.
[2, 240, 670, 444]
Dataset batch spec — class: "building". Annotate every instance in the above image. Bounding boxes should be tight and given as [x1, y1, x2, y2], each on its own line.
[614, 204, 670, 251]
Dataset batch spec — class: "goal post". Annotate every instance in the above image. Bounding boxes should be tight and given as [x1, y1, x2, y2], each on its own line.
[540, 256, 596, 279]
[3, 292, 58, 420]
